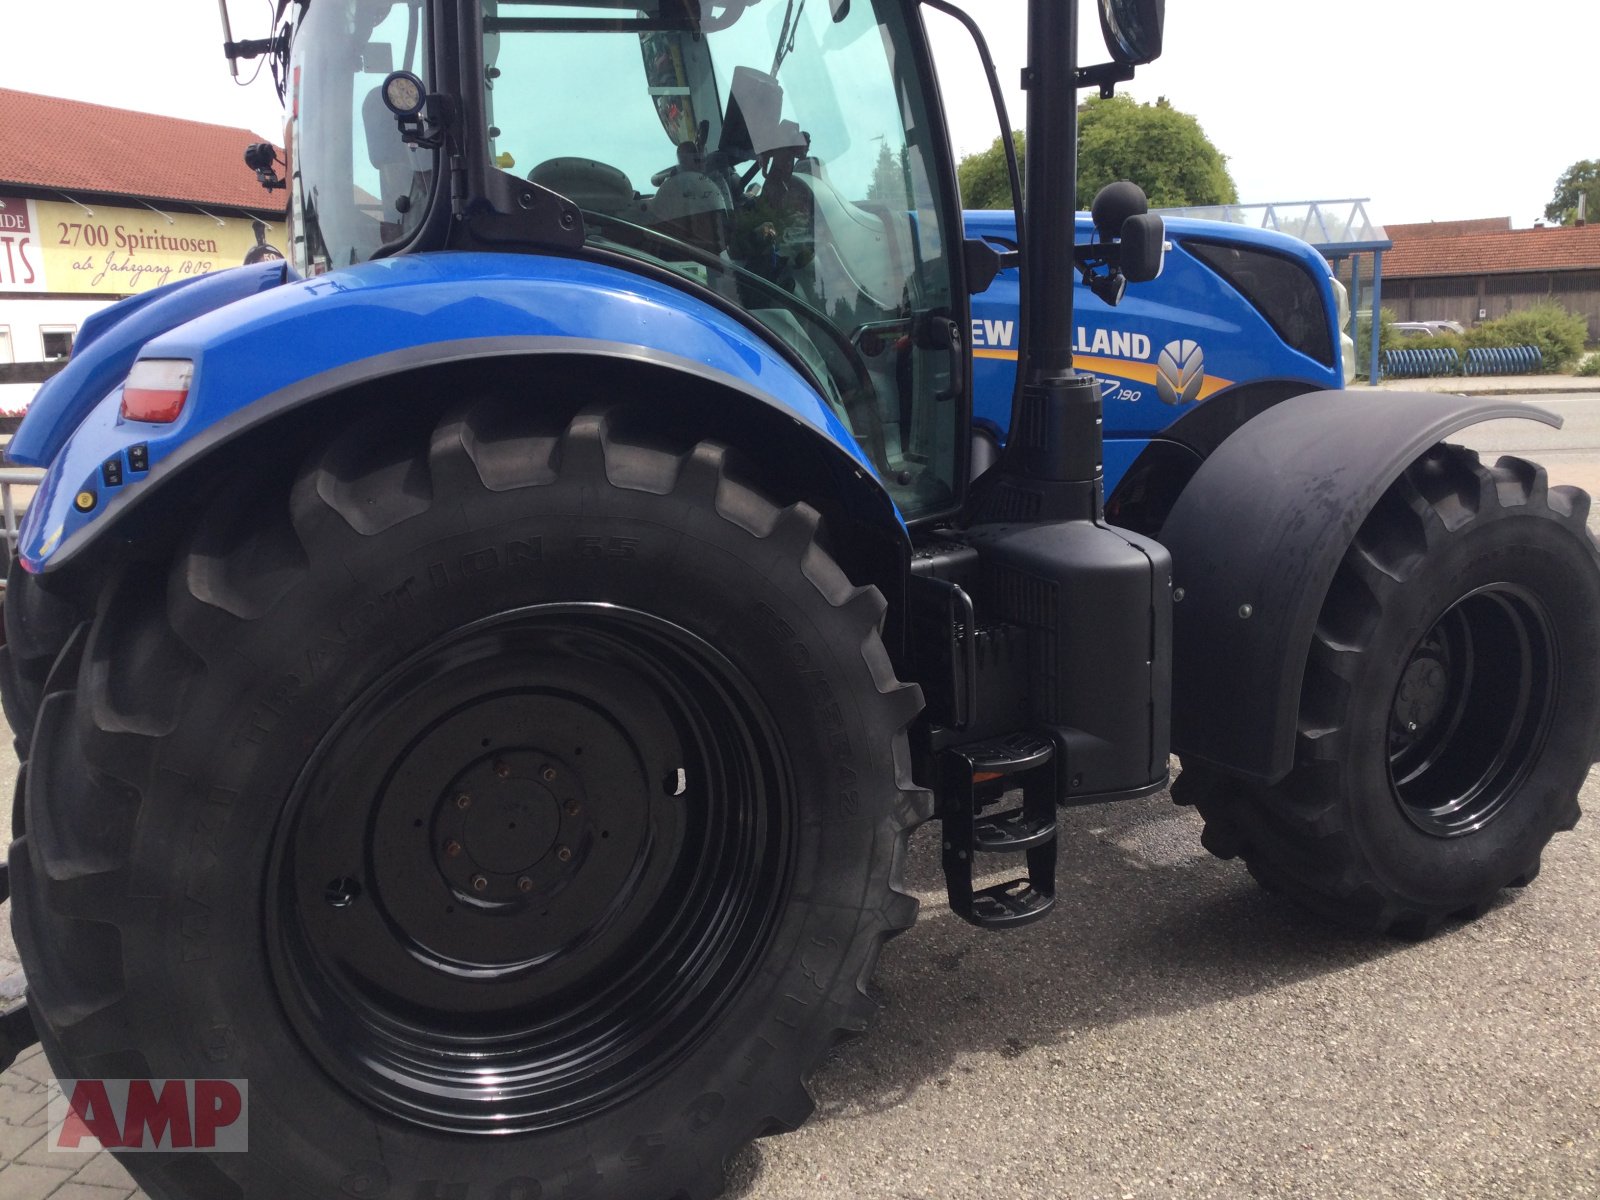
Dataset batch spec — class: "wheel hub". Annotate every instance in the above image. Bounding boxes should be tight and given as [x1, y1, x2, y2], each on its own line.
[1387, 584, 1557, 838]
[267, 604, 793, 1132]
[434, 754, 577, 904]
[1392, 653, 1449, 736]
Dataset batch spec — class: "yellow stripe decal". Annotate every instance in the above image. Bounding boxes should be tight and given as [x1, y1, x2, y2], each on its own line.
[971, 348, 1233, 402]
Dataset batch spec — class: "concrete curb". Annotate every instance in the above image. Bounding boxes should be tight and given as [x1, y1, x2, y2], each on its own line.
[1372, 374, 1600, 397]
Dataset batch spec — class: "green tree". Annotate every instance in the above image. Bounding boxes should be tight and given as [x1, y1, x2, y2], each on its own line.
[954, 96, 1237, 211]
[866, 141, 910, 203]
[956, 131, 1024, 210]
[1465, 302, 1589, 372]
[1545, 159, 1600, 226]
[1076, 94, 1237, 209]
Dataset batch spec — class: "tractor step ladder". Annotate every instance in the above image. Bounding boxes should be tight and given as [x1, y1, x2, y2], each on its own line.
[939, 732, 1058, 930]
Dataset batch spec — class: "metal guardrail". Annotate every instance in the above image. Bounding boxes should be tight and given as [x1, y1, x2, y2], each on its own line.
[1380, 344, 1544, 380]
[0, 466, 45, 567]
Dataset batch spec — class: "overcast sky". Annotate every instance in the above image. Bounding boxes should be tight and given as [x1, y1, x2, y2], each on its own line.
[2, 1, 1595, 229]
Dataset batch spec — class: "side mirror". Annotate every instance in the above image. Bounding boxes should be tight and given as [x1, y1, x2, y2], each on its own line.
[1098, 0, 1165, 66]
[1119, 213, 1166, 283]
[1091, 180, 1149, 241]
[1077, 184, 1164, 304]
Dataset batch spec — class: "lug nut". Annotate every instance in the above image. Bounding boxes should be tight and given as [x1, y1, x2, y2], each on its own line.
[494, 760, 511, 779]
[565, 799, 580, 815]
[542, 765, 558, 782]
[556, 846, 573, 863]
[471, 874, 489, 892]
[517, 876, 533, 893]
[445, 840, 463, 858]
[455, 793, 472, 810]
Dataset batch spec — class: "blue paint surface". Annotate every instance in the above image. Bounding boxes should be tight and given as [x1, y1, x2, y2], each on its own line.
[17, 252, 872, 571]
[965, 211, 1345, 491]
[11, 261, 295, 465]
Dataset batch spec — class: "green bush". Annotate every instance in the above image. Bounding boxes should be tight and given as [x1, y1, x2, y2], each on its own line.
[1463, 302, 1589, 372]
[1576, 351, 1600, 377]
[1395, 329, 1466, 356]
[1354, 306, 1400, 377]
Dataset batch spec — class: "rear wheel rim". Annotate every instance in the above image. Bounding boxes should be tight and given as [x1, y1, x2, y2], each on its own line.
[1387, 584, 1557, 838]
[266, 603, 794, 1133]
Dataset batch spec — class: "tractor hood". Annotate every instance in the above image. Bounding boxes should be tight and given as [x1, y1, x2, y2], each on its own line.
[8, 260, 297, 467]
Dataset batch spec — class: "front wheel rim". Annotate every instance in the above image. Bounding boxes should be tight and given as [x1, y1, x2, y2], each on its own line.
[266, 603, 794, 1133]
[1387, 583, 1557, 838]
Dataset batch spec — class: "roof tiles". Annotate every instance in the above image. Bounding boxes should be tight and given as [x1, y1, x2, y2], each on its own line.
[0, 87, 283, 213]
[1383, 223, 1600, 279]
[1384, 217, 1513, 241]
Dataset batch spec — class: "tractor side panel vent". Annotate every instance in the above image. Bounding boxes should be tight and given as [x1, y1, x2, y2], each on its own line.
[986, 563, 1061, 724]
[984, 483, 1044, 523]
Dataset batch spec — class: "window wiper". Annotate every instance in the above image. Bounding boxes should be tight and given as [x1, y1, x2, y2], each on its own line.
[770, 0, 805, 77]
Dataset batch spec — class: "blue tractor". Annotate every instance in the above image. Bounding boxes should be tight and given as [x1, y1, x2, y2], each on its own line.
[965, 208, 1352, 528]
[2, 1, 1596, 1195]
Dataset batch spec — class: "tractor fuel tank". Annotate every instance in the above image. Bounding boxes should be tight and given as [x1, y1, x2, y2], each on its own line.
[959, 517, 1173, 803]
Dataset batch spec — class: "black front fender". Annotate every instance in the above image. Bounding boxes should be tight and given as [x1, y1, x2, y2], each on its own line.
[1161, 389, 1561, 784]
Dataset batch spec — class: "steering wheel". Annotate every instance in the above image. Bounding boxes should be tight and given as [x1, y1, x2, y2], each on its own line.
[580, 207, 892, 472]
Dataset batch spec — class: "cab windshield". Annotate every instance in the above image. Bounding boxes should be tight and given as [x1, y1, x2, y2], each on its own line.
[485, 0, 961, 516]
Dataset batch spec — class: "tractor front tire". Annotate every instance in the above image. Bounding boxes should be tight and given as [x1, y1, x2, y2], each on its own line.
[1180, 445, 1600, 937]
[11, 398, 927, 1199]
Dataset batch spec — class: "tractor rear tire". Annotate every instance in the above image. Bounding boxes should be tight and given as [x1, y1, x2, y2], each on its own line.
[1179, 445, 1600, 937]
[10, 397, 928, 1199]
[0, 561, 81, 756]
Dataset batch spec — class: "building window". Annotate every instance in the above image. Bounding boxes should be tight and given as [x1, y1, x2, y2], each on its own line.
[0, 327, 12, 364]
[40, 327, 74, 360]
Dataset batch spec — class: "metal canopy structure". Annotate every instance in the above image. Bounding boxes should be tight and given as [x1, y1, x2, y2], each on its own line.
[1155, 199, 1394, 384]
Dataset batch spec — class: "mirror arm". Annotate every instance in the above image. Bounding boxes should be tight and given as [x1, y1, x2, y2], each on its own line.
[1075, 61, 1136, 99]
[1073, 244, 1128, 307]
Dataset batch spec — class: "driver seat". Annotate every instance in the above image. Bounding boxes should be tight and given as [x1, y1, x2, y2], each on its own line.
[528, 158, 636, 216]
[649, 171, 731, 255]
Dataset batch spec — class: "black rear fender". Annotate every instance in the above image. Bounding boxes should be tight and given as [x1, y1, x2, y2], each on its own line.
[1160, 389, 1562, 784]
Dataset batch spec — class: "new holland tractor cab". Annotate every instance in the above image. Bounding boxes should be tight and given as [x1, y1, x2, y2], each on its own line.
[3, 0, 1598, 1195]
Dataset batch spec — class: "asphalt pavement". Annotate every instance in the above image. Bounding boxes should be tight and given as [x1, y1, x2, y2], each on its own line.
[2, 393, 1599, 1200]
[2, 758, 1596, 1200]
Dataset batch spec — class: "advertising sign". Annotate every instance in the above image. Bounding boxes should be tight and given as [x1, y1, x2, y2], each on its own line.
[0, 195, 45, 292]
[0, 194, 283, 295]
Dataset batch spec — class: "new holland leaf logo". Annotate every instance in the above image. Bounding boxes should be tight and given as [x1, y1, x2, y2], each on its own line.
[1156, 339, 1205, 406]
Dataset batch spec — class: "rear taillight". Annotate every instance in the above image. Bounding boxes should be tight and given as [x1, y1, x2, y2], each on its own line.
[120, 359, 194, 423]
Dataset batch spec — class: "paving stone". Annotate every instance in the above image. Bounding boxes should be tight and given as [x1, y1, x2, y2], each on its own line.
[44, 1181, 142, 1200]
[10, 1047, 56, 1088]
[0, 1081, 49, 1125]
[70, 1152, 143, 1190]
[0, 1159, 77, 1197]
[18, 1121, 74, 1166]
[0, 1119, 46, 1162]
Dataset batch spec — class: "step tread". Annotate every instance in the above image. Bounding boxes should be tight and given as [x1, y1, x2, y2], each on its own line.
[972, 806, 1057, 852]
[959, 732, 1054, 776]
[967, 878, 1056, 930]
